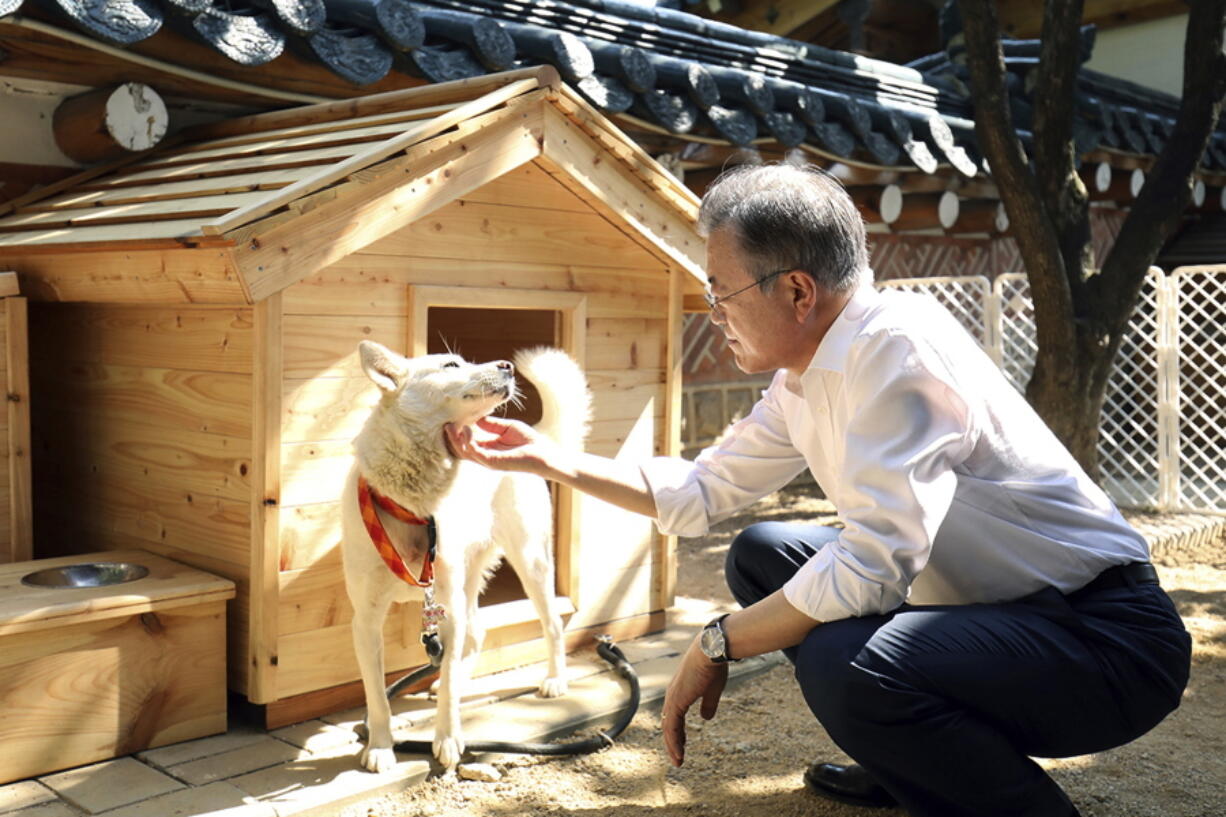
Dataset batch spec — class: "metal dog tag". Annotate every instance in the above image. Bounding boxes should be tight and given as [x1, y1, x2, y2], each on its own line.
[420, 587, 447, 666]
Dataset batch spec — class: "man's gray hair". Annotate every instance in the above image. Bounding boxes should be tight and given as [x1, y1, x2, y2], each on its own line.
[697, 163, 869, 293]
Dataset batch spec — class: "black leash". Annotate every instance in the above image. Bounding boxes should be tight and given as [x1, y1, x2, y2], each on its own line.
[386, 635, 640, 758]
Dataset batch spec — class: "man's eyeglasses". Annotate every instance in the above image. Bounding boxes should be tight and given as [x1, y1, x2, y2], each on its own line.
[704, 268, 793, 311]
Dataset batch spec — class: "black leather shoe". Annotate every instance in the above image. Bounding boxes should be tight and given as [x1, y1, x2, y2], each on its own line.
[803, 762, 899, 809]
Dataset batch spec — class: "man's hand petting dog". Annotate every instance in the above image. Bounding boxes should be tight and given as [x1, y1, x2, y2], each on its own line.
[444, 416, 560, 476]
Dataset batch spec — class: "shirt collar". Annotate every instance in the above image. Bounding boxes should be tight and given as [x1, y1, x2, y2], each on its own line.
[806, 282, 881, 375]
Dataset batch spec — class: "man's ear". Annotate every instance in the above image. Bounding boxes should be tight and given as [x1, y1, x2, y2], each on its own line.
[787, 271, 819, 322]
[358, 340, 407, 393]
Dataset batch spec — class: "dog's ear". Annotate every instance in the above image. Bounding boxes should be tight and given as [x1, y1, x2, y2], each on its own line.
[359, 340, 408, 393]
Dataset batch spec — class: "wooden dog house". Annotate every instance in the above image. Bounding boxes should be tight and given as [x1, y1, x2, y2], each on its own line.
[0, 67, 707, 725]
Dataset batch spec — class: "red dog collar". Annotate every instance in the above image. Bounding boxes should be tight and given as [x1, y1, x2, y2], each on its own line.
[357, 475, 436, 587]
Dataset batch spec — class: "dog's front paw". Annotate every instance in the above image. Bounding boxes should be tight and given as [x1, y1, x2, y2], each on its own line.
[433, 735, 465, 771]
[359, 745, 398, 774]
[538, 676, 568, 698]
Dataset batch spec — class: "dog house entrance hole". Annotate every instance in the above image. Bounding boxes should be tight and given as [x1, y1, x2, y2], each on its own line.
[427, 306, 559, 609]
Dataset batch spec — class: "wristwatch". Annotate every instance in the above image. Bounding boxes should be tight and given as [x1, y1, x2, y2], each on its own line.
[699, 613, 738, 663]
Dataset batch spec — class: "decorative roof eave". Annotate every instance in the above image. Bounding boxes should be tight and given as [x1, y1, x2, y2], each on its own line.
[5, 0, 1222, 199]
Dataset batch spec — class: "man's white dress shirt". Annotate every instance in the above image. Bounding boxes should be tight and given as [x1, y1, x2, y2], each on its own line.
[642, 284, 1149, 623]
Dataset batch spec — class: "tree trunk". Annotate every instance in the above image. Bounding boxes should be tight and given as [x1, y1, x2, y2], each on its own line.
[1025, 318, 1120, 477]
[959, 0, 1226, 482]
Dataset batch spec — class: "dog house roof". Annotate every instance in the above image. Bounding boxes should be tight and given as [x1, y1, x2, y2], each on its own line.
[0, 66, 705, 304]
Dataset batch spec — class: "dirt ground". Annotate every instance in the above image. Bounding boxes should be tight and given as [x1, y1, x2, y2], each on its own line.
[344, 485, 1226, 817]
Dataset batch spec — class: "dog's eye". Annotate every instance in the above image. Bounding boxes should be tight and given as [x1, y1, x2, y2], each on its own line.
[442, 362, 459, 369]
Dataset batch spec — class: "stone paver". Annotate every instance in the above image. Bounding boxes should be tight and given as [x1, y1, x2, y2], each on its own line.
[0, 780, 56, 813]
[40, 757, 183, 814]
[229, 745, 430, 817]
[97, 782, 275, 817]
[1, 803, 79, 817]
[138, 726, 267, 770]
[166, 737, 304, 786]
[271, 721, 361, 755]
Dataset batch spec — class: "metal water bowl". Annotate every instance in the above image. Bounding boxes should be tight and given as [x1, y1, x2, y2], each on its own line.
[21, 562, 150, 589]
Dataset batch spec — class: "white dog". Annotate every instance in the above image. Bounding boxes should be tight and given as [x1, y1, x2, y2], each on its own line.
[341, 340, 590, 773]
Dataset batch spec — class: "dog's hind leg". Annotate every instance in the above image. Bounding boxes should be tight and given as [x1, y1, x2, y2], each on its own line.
[461, 561, 488, 666]
[352, 593, 398, 773]
[504, 539, 568, 698]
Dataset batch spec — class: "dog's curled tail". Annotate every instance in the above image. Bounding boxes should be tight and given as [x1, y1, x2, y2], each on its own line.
[513, 347, 591, 449]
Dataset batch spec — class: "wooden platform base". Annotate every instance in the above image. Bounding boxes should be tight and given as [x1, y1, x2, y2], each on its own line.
[244, 609, 667, 729]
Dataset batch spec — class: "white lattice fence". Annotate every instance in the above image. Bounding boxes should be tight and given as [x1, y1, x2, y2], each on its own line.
[1171, 267, 1226, 511]
[995, 273, 1036, 390]
[680, 270, 1225, 513]
[879, 276, 994, 360]
[1097, 271, 1164, 508]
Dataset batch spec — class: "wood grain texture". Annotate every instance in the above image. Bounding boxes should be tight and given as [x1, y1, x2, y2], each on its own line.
[0, 247, 246, 304]
[249, 293, 283, 703]
[0, 586, 230, 784]
[35, 363, 253, 438]
[3, 297, 31, 563]
[29, 304, 254, 372]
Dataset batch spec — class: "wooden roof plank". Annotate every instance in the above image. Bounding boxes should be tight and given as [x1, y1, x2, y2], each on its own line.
[90, 144, 361, 189]
[1, 191, 271, 232]
[158, 103, 462, 159]
[178, 65, 561, 142]
[124, 118, 444, 174]
[19, 168, 310, 213]
[0, 135, 188, 218]
[0, 219, 206, 248]
[202, 77, 546, 236]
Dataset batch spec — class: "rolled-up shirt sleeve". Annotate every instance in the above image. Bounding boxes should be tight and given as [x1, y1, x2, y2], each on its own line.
[782, 330, 975, 622]
[641, 372, 808, 537]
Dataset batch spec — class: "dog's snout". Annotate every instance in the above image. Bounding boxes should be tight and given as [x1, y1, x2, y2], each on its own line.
[497, 360, 514, 374]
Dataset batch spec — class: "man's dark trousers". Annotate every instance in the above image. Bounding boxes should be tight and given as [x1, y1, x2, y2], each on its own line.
[725, 522, 1192, 817]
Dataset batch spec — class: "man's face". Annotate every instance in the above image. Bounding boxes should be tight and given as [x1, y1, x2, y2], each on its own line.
[704, 227, 799, 375]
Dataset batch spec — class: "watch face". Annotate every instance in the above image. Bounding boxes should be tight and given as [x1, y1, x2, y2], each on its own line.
[700, 622, 727, 659]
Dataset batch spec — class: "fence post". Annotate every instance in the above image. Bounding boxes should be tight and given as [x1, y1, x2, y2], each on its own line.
[987, 275, 1003, 367]
[1157, 269, 1179, 511]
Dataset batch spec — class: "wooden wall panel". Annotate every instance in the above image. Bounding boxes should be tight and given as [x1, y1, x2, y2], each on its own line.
[363, 200, 662, 271]
[276, 615, 424, 700]
[282, 377, 378, 444]
[280, 440, 351, 508]
[279, 501, 342, 572]
[28, 302, 255, 691]
[41, 412, 252, 503]
[29, 305, 254, 373]
[34, 364, 252, 438]
[0, 249, 246, 305]
[278, 564, 351, 636]
[585, 318, 667, 370]
[283, 315, 404, 379]
[571, 560, 655, 629]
